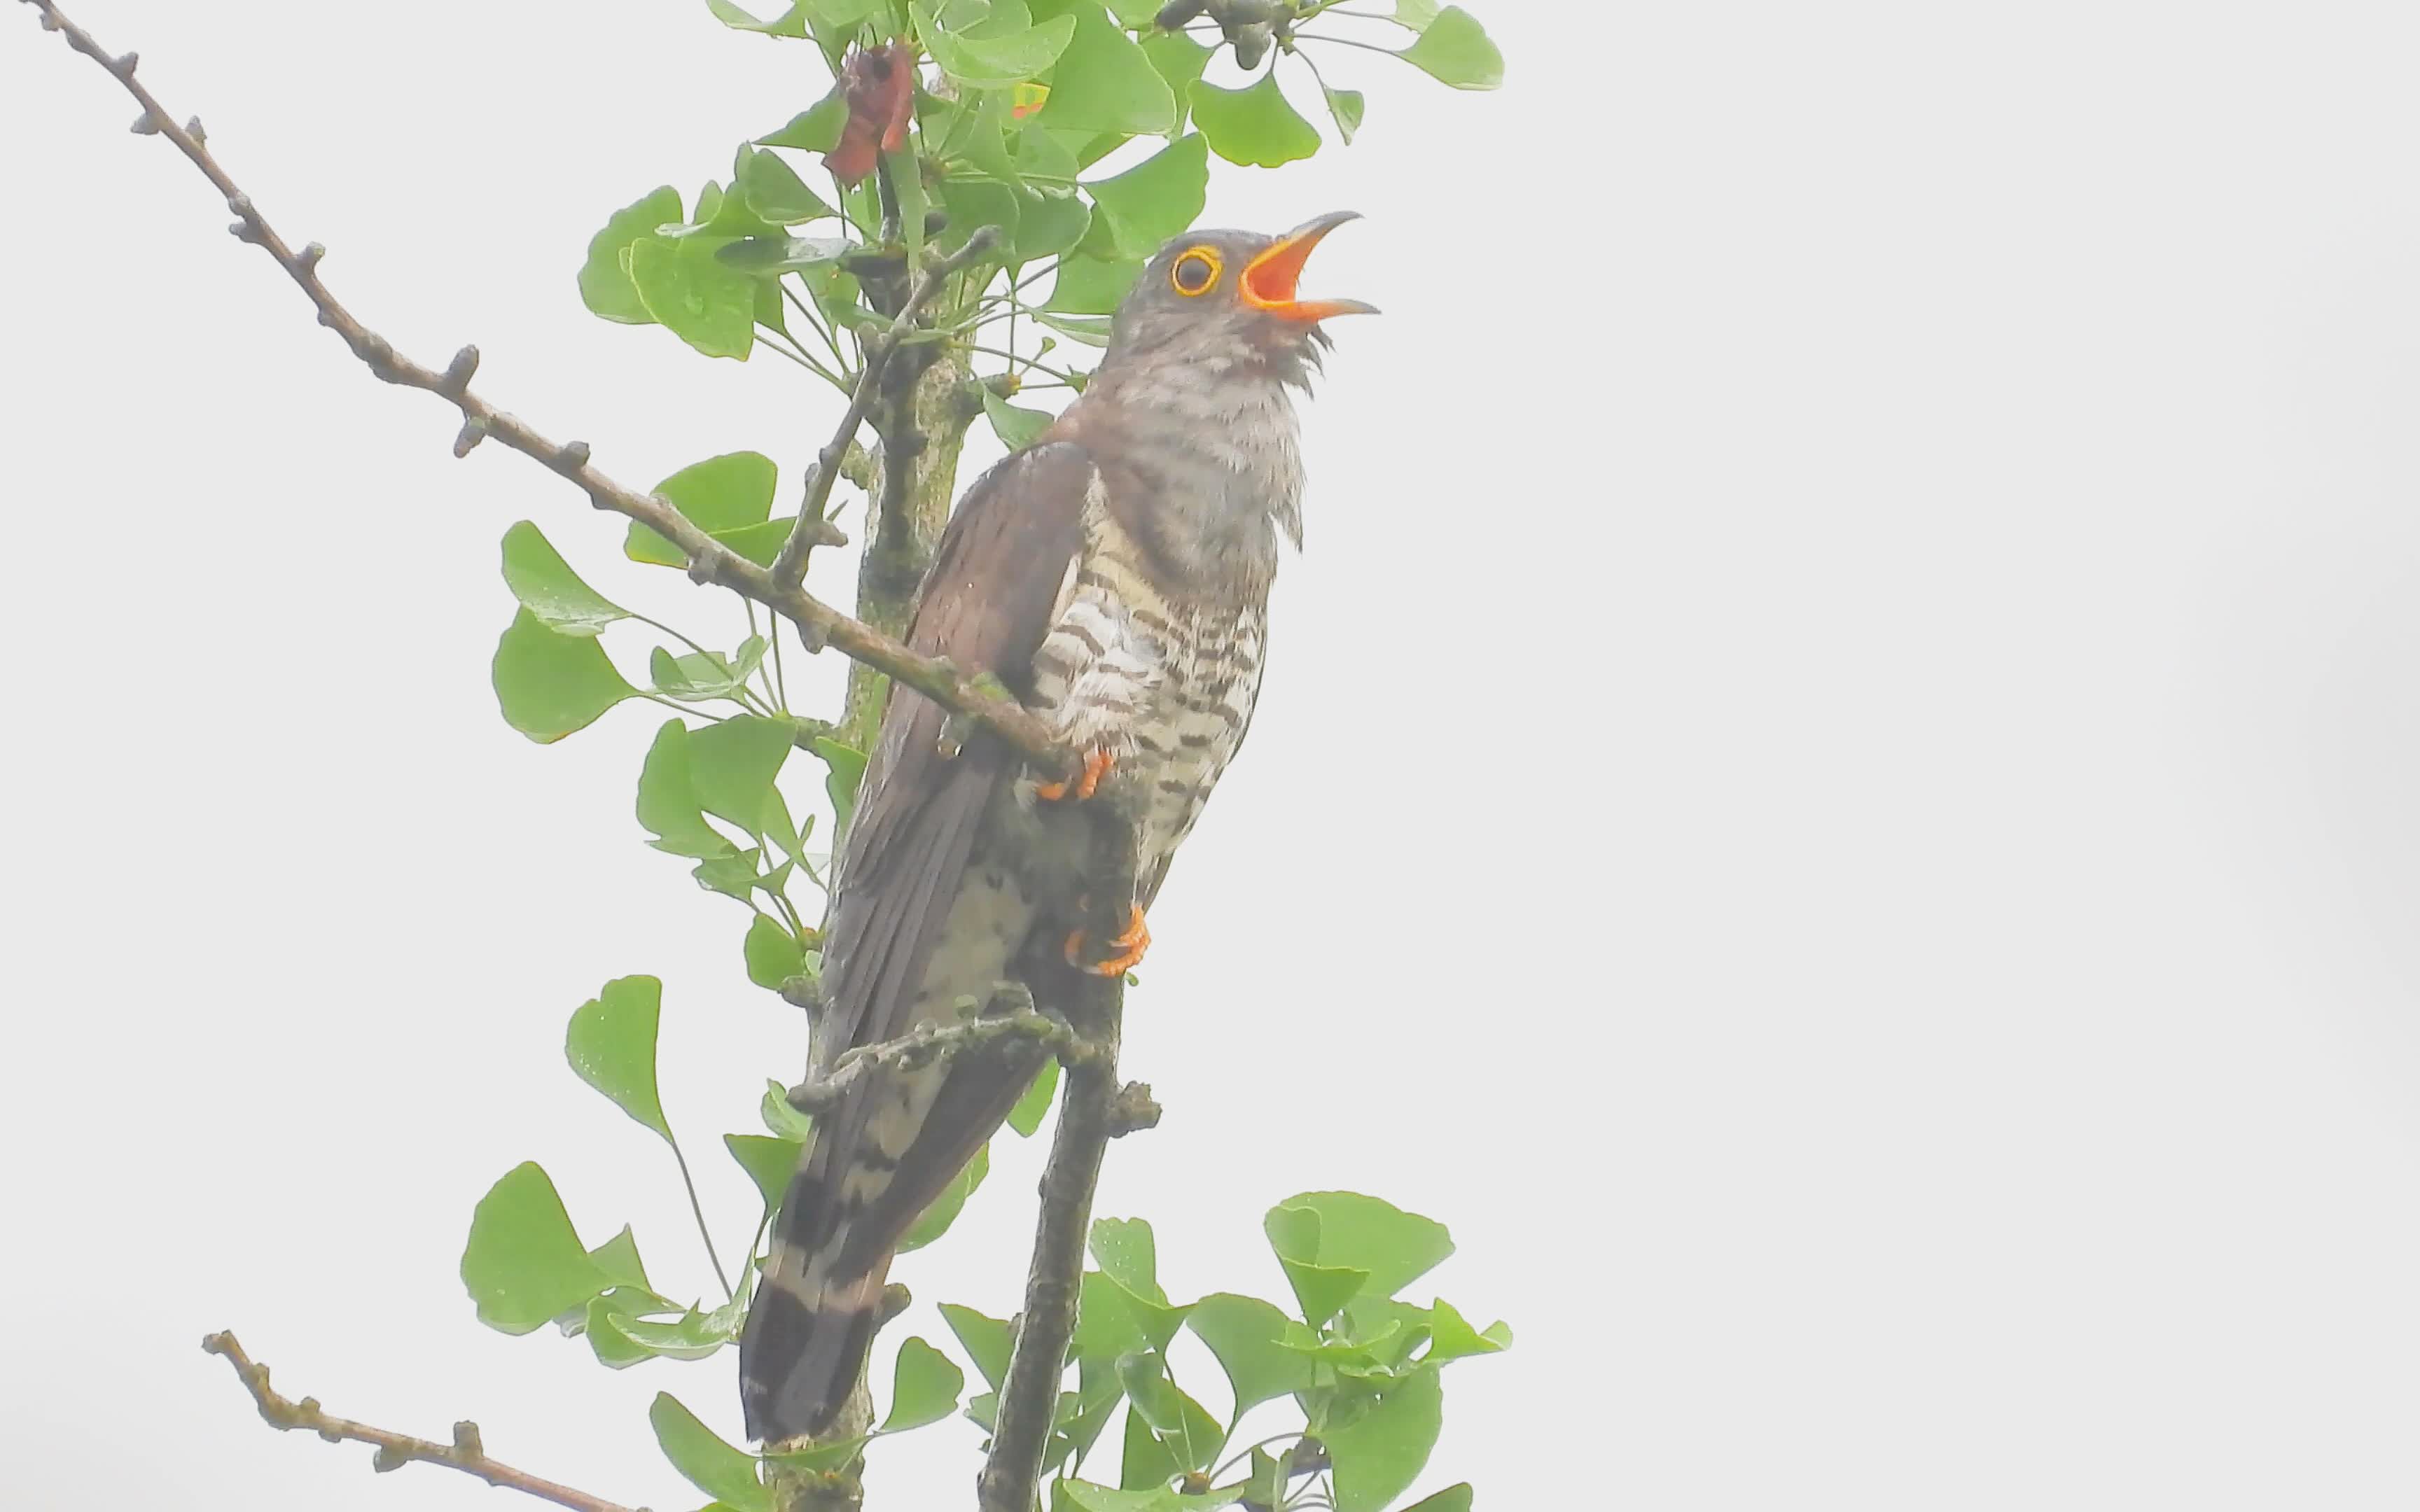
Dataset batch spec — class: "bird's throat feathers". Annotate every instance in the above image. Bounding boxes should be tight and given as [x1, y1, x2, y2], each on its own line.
[1051, 362, 1307, 598]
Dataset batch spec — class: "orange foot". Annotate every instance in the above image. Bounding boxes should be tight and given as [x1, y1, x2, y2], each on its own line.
[1034, 748, 1114, 803]
[1064, 904, 1150, 976]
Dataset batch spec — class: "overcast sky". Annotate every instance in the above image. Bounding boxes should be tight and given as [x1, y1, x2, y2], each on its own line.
[8, 1, 2420, 1508]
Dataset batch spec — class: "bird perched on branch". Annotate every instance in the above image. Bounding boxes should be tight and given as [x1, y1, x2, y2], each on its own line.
[738, 213, 1373, 1444]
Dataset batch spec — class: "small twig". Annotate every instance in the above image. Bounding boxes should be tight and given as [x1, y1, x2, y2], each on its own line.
[200, 1332, 647, 1512]
[22, 0, 1075, 783]
[785, 995, 1099, 1116]
[770, 225, 1002, 591]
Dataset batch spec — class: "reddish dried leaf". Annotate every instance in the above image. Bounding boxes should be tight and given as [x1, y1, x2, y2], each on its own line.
[826, 41, 917, 187]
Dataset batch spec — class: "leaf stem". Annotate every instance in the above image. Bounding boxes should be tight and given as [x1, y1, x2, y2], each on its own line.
[667, 1135, 737, 1302]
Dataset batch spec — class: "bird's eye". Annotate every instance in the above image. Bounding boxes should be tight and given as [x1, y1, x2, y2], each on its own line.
[1170, 248, 1221, 296]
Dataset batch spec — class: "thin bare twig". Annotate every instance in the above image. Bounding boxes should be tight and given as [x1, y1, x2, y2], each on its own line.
[19, 0, 1075, 781]
[200, 1332, 648, 1512]
[770, 225, 1003, 590]
[783, 996, 1102, 1116]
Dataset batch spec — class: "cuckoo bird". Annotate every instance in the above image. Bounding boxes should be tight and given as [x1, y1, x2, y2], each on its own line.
[738, 213, 1372, 1444]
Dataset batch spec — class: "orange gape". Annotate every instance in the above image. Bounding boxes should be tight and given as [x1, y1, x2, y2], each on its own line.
[824, 39, 913, 186]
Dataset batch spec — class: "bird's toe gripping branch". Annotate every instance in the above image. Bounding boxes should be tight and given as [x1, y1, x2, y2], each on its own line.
[1034, 748, 1115, 803]
[1064, 904, 1150, 976]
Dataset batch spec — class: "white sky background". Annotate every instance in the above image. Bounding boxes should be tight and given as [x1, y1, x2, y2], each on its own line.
[6, 0, 2420, 1506]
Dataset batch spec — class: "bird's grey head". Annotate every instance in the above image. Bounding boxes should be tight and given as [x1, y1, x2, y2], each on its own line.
[1098, 211, 1377, 388]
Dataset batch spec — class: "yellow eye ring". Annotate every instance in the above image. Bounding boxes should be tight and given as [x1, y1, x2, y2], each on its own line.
[1170, 246, 1222, 297]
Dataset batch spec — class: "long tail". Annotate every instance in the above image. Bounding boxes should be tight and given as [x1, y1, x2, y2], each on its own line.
[738, 1126, 898, 1443]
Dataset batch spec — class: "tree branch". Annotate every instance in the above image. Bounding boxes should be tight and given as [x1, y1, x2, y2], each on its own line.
[976, 803, 1146, 1512]
[783, 993, 1102, 1117]
[770, 230, 999, 591]
[200, 1331, 647, 1512]
[18, 0, 1075, 782]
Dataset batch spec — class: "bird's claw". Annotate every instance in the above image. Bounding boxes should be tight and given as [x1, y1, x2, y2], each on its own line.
[1034, 748, 1114, 803]
[1064, 904, 1150, 976]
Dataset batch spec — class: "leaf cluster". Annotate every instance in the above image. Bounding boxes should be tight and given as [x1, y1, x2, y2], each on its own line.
[575, 0, 1501, 449]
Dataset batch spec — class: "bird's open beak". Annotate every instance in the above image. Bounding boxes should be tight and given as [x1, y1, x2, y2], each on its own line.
[1242, 211, 1379, 322]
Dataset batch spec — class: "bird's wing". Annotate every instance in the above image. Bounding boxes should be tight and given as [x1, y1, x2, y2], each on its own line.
[819, 439, 1094, 1058]
[739, 440, 1094, 1443]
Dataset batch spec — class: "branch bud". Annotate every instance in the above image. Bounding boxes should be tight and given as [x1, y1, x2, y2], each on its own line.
[555, 440, 592, 473]
[108, 49, 137, 77]
[452, 416, 489, 458]
[297, 241, 326, 273]
[186, 115, 207, 144]
[130, 112, 158, 134]
[438, 344, 480, 396]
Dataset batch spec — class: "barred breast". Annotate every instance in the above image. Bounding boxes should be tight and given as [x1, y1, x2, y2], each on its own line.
[1027, 481, 1267, 898]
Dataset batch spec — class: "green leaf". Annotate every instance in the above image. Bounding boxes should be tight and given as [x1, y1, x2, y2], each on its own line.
[1084, 133, 1208, 256]
[1031, 2, 1176, 134]
[1046, 253, 1144, 314]
[580, 186, 683, 324]
[500, 522, 627, 636]
[758, 94, 849, 152]
[619, 1300, 745, 1360]
[1087, 1217, 1166, 1303]
[1184, 1293, 1314, 1420]
[1006, 1056, 1060, 1136]
[492, 608, 637, 743]
[651, 638, 767, 704]
[580, 1299, 658, 1369]
[1400, 1486, 1473, 1512]
[744, 914, 806, 990]
[706, 0, 814, 34]
[762, 1077, 816, 1139]
[917, 3, 1078, 87]
[628, 237, 757, 359]
[695, 849, 768, 903]
[810, 736, 870, 841]
[739, 146, 837, 223]
[1114, 1357, 1222, 1479]
[1072, 1268, 1150, 1362]
[1410, 1297, 1512, 1366]
[461, 1162, 611, 1335]
[938, 176, 1022, 258]
[939, 1303, 1015, 1391]
[1137, 33, 1211, 133]
[1272, 1193, 1454, 1301]
[1016, 124, 1083, 184]
[686, 714, 793, 833]
[1036, 312, 1113, 346]
[587, 1226, 653, 1291]
[896, 1143, 989, 1253]
[566, 975, 670, 1141]
[881, 1336, 966, 1432]
[1189, 73, 1319, 168]
[1386, 0, 1442, 26]
[1014, 188, 1093, 261]
[1052, 1483, 1194, 1512]
[720, 232, 854, 278]
[724, 1132, 802, 1210]
[1320, 80, 1365, 144]
[637, 720, 737, 860]
[984, 387, 1055, 451]
[1396, 6, 1502, 89]
[1325, 1368, 1444, 1512]
[628, 451, 781, 565]
[648, 1392, 769, 1511]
